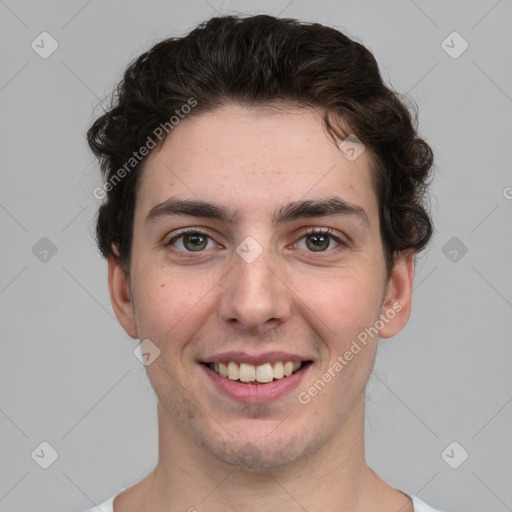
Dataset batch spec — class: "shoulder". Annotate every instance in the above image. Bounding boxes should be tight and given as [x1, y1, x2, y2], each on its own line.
[86, 490, 443, 512]
[83, 489, 123, 512]
[412, 495, 444, 512]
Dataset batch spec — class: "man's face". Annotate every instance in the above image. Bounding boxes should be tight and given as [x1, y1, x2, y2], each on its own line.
[110, 104, 413, 470]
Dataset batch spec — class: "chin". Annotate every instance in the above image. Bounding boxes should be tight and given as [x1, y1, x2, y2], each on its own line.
[198, 421, 331, 472]
[209, 440, 302, 471]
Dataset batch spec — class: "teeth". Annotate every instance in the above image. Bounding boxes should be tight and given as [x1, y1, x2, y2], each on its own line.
[283, 361, 294, 377]
[209, 360, 305, 383]
[256, 363, 273, 383]
[227, 361, 239, 380]
[239, 363, 256, 382]
[273, 361, 284, 379]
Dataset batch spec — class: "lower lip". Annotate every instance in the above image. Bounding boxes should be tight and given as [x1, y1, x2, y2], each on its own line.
[201, 363, 312, 403]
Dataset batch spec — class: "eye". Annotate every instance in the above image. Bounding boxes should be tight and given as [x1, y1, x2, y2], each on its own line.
[168, 230, 217, 252]
[295, 228, 342, 252]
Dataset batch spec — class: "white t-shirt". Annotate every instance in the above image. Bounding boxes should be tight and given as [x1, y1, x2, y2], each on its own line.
[85, 489, 442, 511]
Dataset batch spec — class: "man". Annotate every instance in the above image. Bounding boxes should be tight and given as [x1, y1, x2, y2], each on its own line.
[86, 14, 440, 512]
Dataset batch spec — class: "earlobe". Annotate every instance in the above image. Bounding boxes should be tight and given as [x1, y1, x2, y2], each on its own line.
[379, 250, 415, 339]
[108, 248, 138, 339]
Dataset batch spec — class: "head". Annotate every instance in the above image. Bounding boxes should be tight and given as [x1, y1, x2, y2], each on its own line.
[88, 15, 433, 470]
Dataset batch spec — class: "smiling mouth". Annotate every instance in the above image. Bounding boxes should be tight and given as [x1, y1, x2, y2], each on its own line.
[202, 360, 312, 384]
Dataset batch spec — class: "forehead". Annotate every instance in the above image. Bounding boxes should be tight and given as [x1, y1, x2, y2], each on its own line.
[137, 104, 377, 223]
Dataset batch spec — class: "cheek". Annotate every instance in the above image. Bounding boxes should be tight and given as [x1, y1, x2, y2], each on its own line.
[130, 266, 217, 349]
[129, 268, 173, 336]
[300, 274, 382, 405]
[294, 269, 384, 338]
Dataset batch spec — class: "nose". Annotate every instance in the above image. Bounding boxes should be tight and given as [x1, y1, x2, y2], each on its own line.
[219, 245, 291, 334]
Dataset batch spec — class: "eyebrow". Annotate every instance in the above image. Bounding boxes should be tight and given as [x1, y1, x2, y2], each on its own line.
[145, 196, 369, 228]
[274, 197, 369, 228]
[146, 197, 238, 225]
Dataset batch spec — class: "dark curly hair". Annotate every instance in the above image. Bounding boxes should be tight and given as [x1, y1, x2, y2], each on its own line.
[87, 14, 433, 275]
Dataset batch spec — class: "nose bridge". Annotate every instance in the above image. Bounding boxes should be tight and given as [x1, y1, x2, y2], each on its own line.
[219, 240, 290, 331]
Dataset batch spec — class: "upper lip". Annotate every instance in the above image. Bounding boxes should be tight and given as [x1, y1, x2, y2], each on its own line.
[202, 351, 313, 366]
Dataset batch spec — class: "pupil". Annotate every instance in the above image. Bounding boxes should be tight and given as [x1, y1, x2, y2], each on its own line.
[307, 234, 330, 251]
[184, 233, 207, 251]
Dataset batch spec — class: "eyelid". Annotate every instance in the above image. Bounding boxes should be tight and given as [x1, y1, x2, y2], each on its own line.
[167, 227, 211, 242]
[304, 226, 345, 241]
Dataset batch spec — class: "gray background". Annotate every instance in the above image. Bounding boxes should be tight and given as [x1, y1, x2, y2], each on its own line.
[1, 1, 511, 511]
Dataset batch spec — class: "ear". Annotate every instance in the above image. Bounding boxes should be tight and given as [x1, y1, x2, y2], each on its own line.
[108, 246, 138, 339]
[378, 250, 415, 339]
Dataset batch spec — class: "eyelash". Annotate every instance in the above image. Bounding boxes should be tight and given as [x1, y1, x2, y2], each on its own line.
[166, 227, 346, 259]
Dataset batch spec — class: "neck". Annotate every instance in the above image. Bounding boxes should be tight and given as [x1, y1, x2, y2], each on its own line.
[127, 395, 405, 512]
